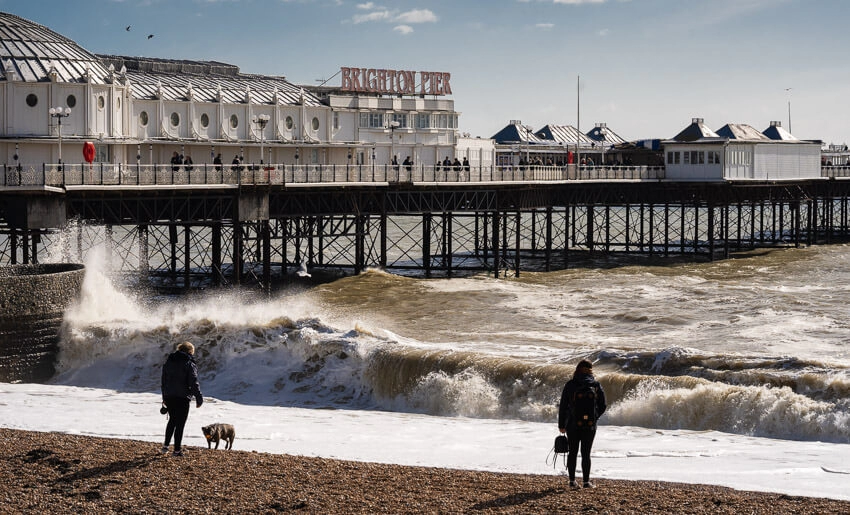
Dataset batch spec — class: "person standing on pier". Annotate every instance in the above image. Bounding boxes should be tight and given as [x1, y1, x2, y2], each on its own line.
[170, 151, 182, 172]
[161, 341, 203, 457]
[558, 359, 606, 488]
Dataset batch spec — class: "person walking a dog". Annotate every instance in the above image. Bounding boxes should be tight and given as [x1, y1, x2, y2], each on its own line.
[161, 341, 203, 456]
[558, 359, 606, 488]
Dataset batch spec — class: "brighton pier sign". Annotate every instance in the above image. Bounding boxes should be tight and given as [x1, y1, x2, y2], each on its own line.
[340, 67, 452, 96]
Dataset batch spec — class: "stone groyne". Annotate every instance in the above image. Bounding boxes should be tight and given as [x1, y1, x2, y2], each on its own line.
[0, 263, 84, 382]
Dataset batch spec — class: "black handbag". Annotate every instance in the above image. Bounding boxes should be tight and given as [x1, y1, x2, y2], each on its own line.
[554, 434, 569, 454]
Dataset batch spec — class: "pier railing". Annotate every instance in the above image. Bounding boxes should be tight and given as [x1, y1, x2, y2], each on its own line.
[821, 165, 850, 178]
[2, 163, 666, 188]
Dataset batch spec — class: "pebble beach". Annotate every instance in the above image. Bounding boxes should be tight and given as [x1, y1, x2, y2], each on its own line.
[2, 428, 848, 514]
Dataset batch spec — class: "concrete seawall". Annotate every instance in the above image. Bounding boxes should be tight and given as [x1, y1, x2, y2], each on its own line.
[0, 263, 85, 382]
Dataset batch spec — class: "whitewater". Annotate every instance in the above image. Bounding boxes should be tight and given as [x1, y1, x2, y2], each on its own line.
[2, 244, 850, 501]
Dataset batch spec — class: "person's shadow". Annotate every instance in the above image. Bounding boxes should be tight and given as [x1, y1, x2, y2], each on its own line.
[469, 487, 563, 510]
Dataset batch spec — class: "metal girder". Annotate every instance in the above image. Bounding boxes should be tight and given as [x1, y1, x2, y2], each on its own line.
[67, 193, 236, 224]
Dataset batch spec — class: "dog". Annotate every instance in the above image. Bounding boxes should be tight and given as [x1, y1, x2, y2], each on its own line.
[201, 423, 235, 450]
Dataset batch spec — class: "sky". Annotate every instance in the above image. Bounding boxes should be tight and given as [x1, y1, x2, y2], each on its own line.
[5, 0, 850, 145]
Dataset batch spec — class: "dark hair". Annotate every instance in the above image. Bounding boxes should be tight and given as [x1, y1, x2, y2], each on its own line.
[573, 359, 593, 378]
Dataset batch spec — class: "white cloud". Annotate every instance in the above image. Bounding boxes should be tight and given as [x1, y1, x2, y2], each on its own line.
[395, 9, 437, 24]
[536, 23, 555, 30]
[352, 10, 392, 23]
[598, 28, 609, 36]
[357, 2, 375, 9]
[349, 7, 438, 28]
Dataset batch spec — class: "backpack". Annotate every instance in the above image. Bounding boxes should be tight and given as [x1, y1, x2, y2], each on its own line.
[571, 383, 599, 428]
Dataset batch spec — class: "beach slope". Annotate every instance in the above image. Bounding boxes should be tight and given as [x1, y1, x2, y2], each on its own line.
[1, 428, 847, 514]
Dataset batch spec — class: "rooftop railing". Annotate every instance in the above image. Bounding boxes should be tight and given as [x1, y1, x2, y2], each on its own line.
[1, 163, 667, 188]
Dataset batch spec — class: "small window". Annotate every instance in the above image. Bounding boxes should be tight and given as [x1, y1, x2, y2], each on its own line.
[116, 97, 121, 109]
[139, 111, 149, 126]
[359, 113, 384, 128]
[200, 113, 209, 128]
[333, 112, 339, 130]
[708, 151, 720, 165]
[285, 116, 294, 130]
[66, 95, 76, 108]
[391, 113, 407, 128]
[230, 114, 238, 129]
[311, 117, 319, 131]
[170, 112, 180, 127]
[26, 93, 38, 107]
[97, 96, 105, 109]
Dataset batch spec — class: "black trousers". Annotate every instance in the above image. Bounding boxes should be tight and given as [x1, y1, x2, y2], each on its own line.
[566, 427, 596, 483]
[163, 396, 191, 451]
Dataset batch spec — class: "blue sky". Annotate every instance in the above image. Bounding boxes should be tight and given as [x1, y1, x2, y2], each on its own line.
[6, 0, 849, 145]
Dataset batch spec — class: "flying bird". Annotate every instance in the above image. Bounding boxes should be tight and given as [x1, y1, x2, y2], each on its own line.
[147, 34, 154, 40]
[125, 25, 131, 31]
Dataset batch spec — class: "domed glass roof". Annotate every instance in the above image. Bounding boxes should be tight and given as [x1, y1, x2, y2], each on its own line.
[0, 12, 110, 83]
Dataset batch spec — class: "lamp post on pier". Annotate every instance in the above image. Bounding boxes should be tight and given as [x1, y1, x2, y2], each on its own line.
[49, 106, 71, 170]
[388, 119, 400, 165]
[252, 114, 270, 164]
[599, 125, 607, 167]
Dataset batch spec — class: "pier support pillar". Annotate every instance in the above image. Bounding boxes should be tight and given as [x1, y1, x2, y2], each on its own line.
[233, 223, 243, 285]
[211, 223, 222, 286]
[262, 220, 271, 295]
[422, 213, 431, 278]
[492, 210, 499, 279]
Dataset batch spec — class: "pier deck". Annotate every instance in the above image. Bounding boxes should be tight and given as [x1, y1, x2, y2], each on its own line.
[2, 164, 849, 290]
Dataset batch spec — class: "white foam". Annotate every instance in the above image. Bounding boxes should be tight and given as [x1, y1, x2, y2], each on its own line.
[0, 383, 847, 502]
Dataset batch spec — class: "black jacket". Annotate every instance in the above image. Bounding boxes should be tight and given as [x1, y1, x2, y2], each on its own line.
[558, 373, 606, 431]
[161, 350, 203, 403]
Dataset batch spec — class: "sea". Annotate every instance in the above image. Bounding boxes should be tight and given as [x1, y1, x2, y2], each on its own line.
[2, 240, 850, 500]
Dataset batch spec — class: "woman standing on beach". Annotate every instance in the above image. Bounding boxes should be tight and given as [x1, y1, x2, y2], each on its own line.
[161, 341, 203, 456]
[558, 360, 606, 488]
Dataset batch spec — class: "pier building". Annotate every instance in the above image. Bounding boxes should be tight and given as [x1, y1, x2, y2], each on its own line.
[664, 118, 821, 181]
[0, 12, 484, 173]
[3, 11, 850, 293]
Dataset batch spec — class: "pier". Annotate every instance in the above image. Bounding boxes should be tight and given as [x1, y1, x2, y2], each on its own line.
[3, 163, 850, 291]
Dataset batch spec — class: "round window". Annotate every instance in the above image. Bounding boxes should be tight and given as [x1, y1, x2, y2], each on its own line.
[285, 116, 293, 130]
[311, 117, 320, 131]
[139, 111, 149, 126]
[97, 96, 105, 109]
[66, 95, 77, 108]
[170, 112, 180, 127]
[26, 93, 38, 107]
[230, 114, 238, 129]
[200, 113, 209, 128]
